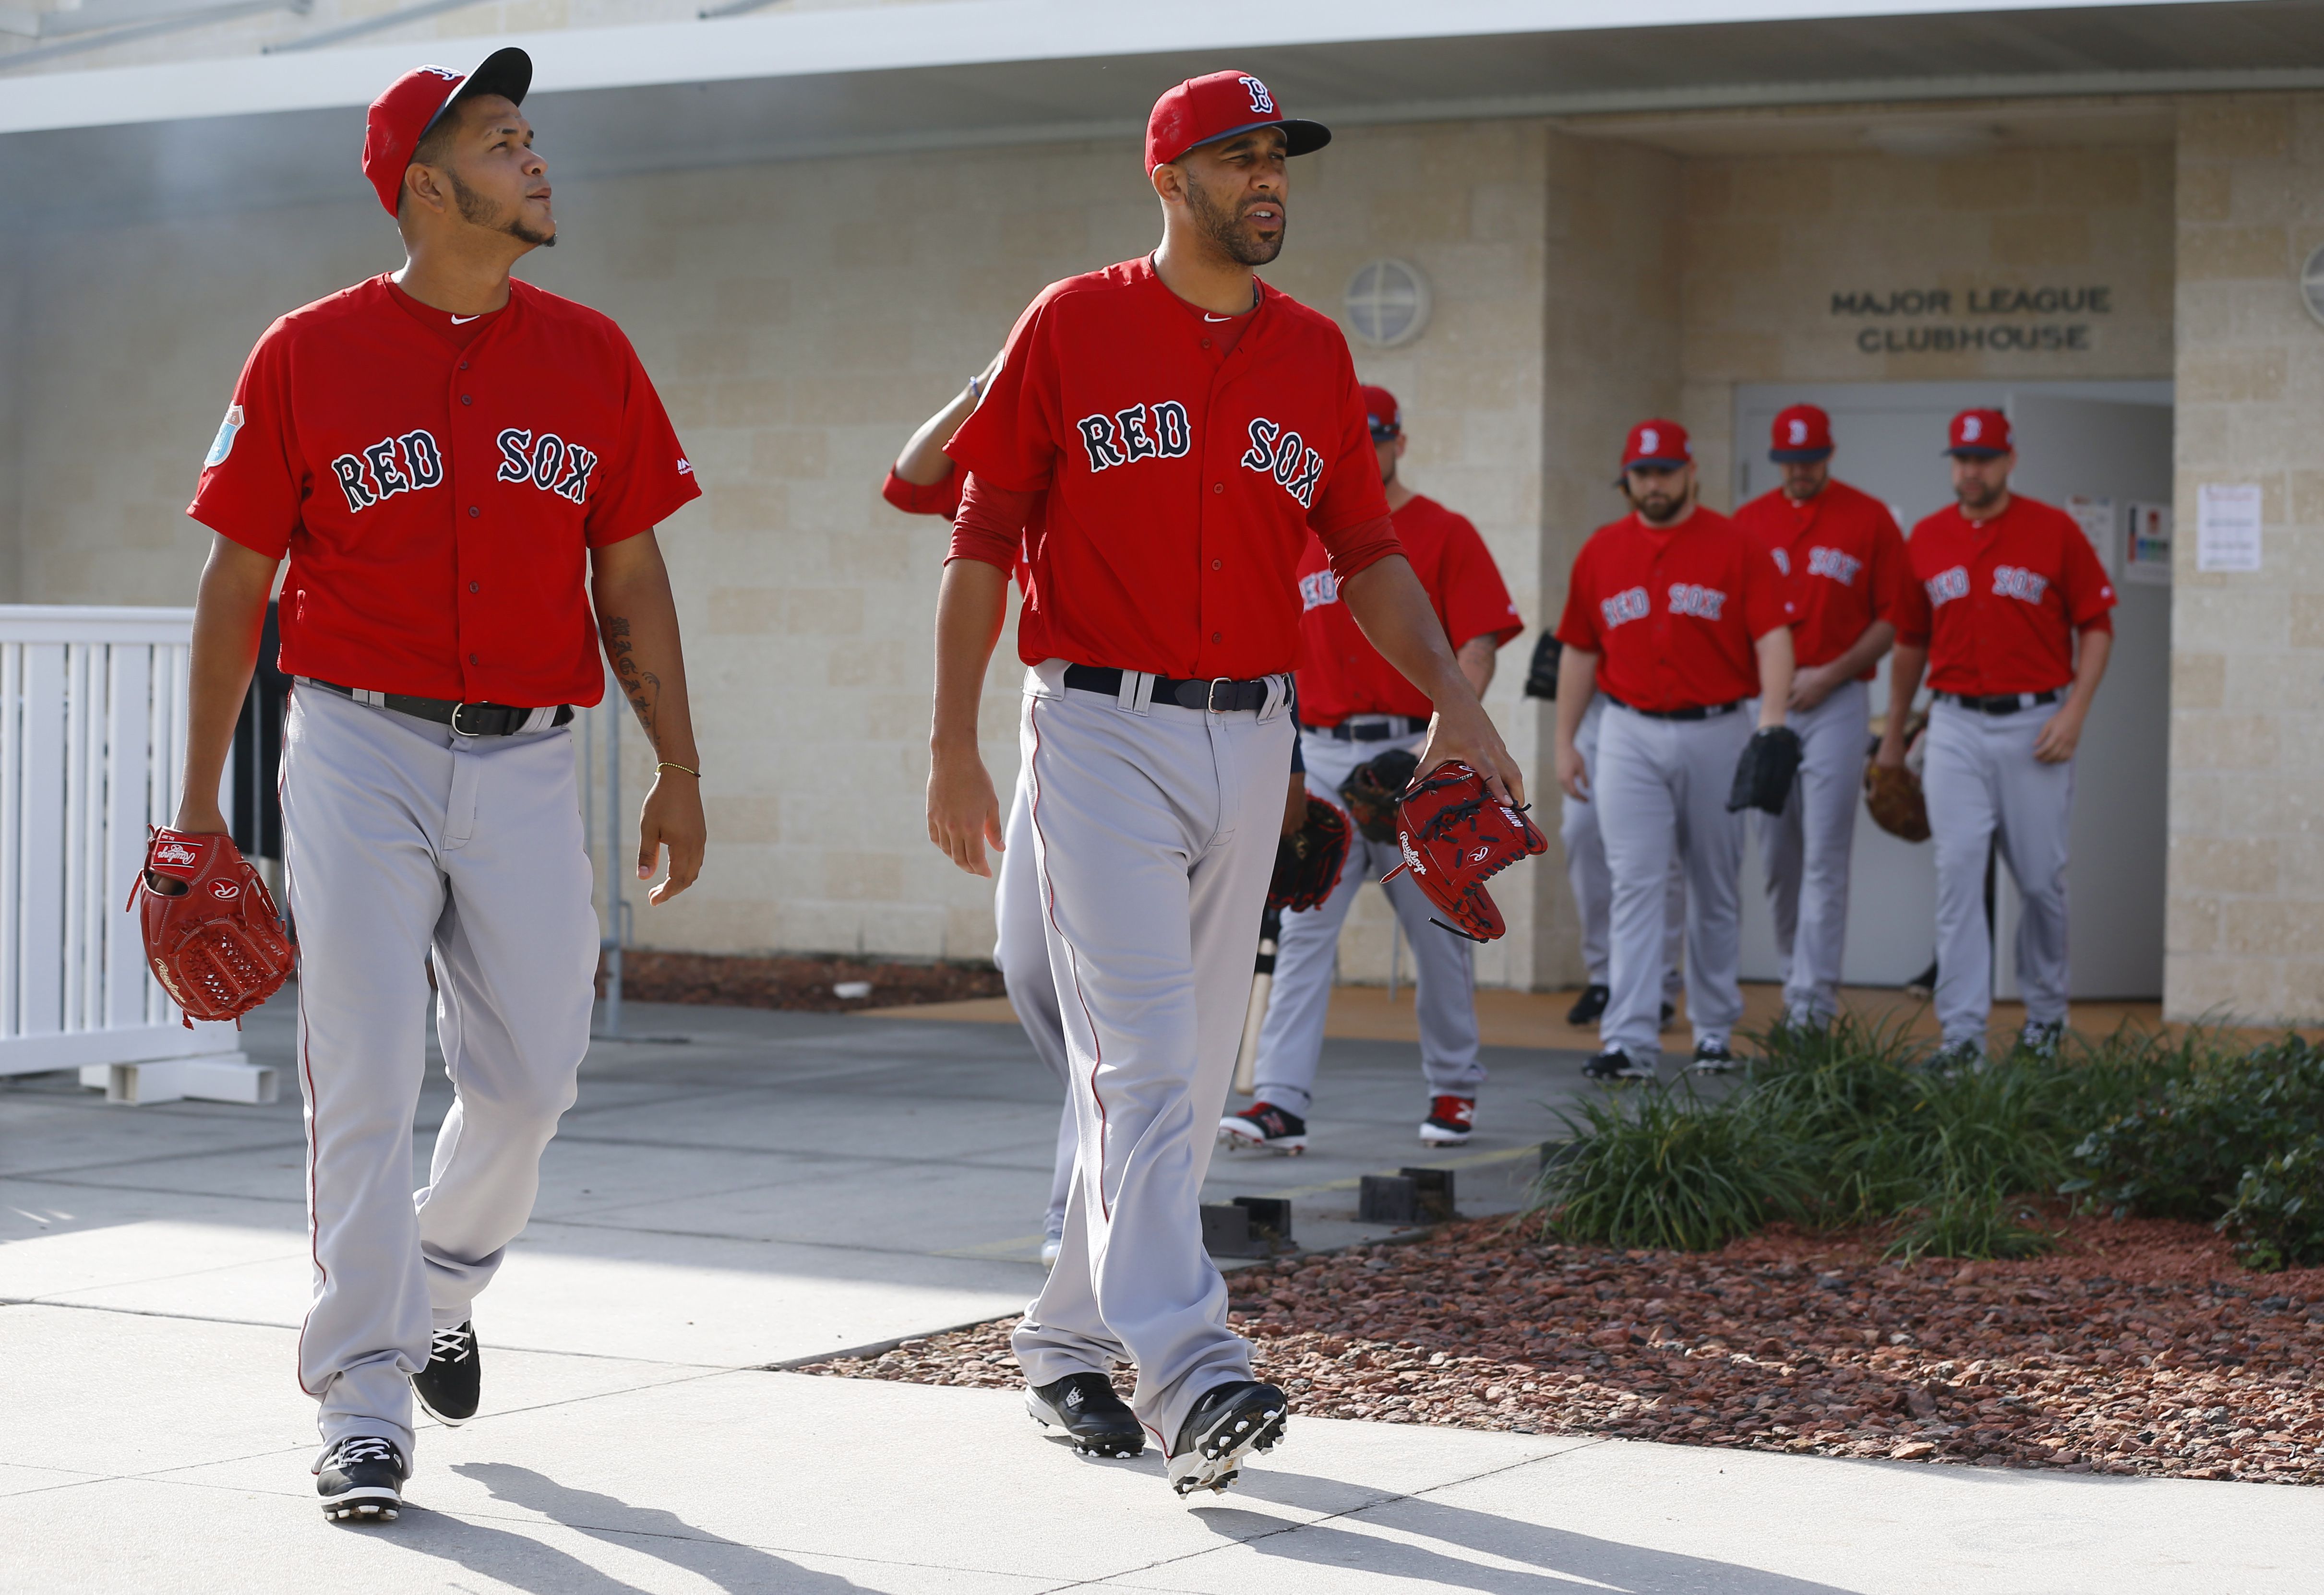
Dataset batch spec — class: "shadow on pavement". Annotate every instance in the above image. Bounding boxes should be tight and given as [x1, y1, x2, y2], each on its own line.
[1203, 1468, 1864, 1595]
[444, 1463, 873, 1593]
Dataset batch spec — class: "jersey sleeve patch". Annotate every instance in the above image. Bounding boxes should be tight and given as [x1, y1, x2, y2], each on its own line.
[204, 405, 246, 468]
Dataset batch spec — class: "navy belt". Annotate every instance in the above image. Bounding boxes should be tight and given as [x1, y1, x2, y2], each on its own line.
[1604, 693, 1745, 722]
[1305, 715, 1426, 742]
[1937, 690, 2061, 715]
[301, 678, 574, 737]
[1061, 665, 1279, 714]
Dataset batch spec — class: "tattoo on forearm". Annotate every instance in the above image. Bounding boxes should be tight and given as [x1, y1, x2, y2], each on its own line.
[601, 615, 664, 745]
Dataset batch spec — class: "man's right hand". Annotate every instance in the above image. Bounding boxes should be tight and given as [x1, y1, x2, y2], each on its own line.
[1556, 740, 1590, 802]
[927, 742, 1003, 877]
[170, 800, 230, 836]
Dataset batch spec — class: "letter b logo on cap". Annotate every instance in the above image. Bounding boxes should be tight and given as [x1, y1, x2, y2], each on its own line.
[1963, 416, 1982, 440]
[1239, 75, 1274, 114]
[1789, 419, 1808, 444]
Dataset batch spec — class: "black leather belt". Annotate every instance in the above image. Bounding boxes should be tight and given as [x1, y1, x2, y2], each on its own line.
[1937, 690, 2061, 714]
[1604, 693, 1745, 722]
[302, 678, 574, 737]
[1062, 664, 1280, 714]
[1305, 715, 1426, 742]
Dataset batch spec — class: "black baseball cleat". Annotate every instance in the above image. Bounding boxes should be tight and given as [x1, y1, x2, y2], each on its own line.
[1026, 1372, 1145, 1458]
[1661, 999, 1678, 1030]
[1419, 1094, 1475, 1145]
[1583, 1047, 1655, 1081]
[1168, 1380, 1288, 1496]
[1565, 983, 1609, 1025]
[1690, 1039, 1739, 1074]
[412, 1320, 479, 1426]
[2018, 1019, 2065, 1059]
[1219, 1101, 1308, 1155]
[316, 1435, 407, 1522]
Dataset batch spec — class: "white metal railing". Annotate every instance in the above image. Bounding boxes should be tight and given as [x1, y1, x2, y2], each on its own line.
[0, 606, 261, 1099]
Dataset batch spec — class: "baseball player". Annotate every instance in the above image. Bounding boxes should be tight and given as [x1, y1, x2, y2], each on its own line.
[926, 71, 1520, 1494]
[1880, 409, 2115, 1064]
[179, 51, 704, 1520]
[885, 363, 1078, 1267]
[1732, 405, 1908, 1028]
[1553, 421, 1797, 1080]
[1555, 667, 1687, 1031]
[1219, 385, 1521, 1151]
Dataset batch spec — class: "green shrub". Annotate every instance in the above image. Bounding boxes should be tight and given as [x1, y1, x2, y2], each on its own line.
[1533, 1085, 1816, 1252]
[2065, 1035, 2324, 1224]
[1532, 1022, 2324, 1268]
[2221, 1135, 2324, 1272]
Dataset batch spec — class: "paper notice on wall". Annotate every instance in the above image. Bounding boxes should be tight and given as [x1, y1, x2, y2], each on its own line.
[2123, 501, 2172, 585]
[2067, 495, 2117, 576]
[2196, 483, 2264, 573]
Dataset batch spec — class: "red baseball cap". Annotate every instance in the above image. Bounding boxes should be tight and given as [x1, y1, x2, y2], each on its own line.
[1145, 70, 1330, 172]
[1621, 419, 1691, 472]
[1769, 404, 1834, 462]
[1361, 384, 1402, 441]
[362, 47, 533, 218]
[1946, 408, 2013, 457]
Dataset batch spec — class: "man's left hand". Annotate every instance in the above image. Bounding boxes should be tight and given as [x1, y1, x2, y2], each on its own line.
[1415, 702, 1525, 809]
[637, 771, 707, 903]
[1789, 663, 1838, 713]
[2032, 706, 2086, 764]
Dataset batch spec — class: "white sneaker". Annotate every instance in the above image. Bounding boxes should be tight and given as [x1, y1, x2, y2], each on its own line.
[1039, 1234, 1063, 1269]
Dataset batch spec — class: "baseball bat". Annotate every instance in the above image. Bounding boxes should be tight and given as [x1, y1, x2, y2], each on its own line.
[1232, 907, 1282, 1097]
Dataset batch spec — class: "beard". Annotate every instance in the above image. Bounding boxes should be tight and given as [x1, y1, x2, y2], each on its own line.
[1955, 476, 2004, 513]
[1632, 488, 1687, 524]
[450, 170, 556, 248]
[1183, 169, 1284, 268]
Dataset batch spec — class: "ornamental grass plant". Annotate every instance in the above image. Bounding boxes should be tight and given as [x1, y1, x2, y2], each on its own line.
[1532, 1017, 2324, 1267]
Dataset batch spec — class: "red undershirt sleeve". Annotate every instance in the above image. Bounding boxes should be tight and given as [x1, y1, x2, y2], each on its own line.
[1317, 513, 1401, 584]
[947, 473, 1035, 571]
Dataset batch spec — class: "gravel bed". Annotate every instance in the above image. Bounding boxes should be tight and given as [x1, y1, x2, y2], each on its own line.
[603, 951, 1005, 1011]
[801, 1213, 2324, 1482]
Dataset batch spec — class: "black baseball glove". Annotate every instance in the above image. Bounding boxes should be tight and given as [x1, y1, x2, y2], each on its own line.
[1337, 748, 1420, 843]
[1726, 725, 1804, 815]
[1521, 632, 1562, 700]
[1269, 797, 1351, 914]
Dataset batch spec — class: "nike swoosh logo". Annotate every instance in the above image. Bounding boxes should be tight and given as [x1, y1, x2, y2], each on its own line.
[450, 314, 480, 324]
[1204, 314, 1232, 322]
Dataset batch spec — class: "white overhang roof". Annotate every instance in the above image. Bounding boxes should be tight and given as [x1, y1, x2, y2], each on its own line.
[6, 0, 2323, 223]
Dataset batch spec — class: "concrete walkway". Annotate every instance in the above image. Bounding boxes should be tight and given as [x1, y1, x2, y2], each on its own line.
[4, 992, 2316, 1591]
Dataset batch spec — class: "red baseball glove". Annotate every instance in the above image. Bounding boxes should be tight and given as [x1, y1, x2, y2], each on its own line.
[128, 827, 292, 1027]
[1380, 761, 1548, 943]
[1269, 796, 1350, 914]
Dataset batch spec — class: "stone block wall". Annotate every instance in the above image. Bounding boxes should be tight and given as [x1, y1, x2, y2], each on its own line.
[2166, 94, 2324, 1021]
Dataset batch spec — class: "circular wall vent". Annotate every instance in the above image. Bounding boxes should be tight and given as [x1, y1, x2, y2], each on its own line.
[1345, 258, 1431, 348]
[2301, 241, 2324, 329]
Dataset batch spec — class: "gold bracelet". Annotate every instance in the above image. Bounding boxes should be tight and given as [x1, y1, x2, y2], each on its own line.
[656, 761, 700, 778]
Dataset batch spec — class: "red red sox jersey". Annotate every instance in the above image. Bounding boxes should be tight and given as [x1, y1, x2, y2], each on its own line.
[188, 276, 698, 707]
[944, 257, 1397, 680]
[1555, 508, 1797, 712]
[1732, 478, 1907, 676]
[1893, 494, 2116, 696]
[1294, 495, 1521, 724]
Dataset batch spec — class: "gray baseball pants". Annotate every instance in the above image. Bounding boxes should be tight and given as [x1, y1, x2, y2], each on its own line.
[1562, 696, 1685, 996]
[1593, 701, 1753, 1061]
[993, 771, 1079, 1243]
[1755, 679, 1869, 1024]
[1923, 699, 2073, 1049]
[283, 683, 596, 1463]
[1009, 661, 1292, 1452]
[1249, 726, 1480, 1117]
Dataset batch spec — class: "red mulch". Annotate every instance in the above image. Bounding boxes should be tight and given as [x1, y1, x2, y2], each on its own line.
[803, 1211, 2324, 1483]
[603, 951, 1005, 1012]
